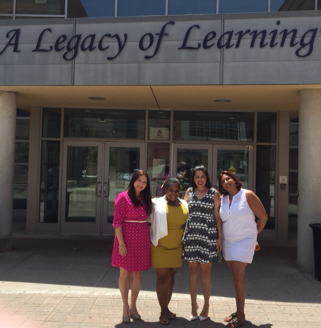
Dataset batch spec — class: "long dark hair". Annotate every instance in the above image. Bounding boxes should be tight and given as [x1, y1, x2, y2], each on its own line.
[127, 170, 152, 215]
[191, 165, 212, 189]
[218, 170, 242, 196]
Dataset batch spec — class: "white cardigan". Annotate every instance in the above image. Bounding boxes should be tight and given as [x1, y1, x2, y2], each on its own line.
[150, 196, 189, 247]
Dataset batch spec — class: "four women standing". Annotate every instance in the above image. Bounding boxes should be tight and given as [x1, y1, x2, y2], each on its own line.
[112, 167, 267, 327]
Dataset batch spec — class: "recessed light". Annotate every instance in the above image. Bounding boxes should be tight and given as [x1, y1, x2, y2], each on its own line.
[88, 97, 105, 100]
[214, 99, 231, 102]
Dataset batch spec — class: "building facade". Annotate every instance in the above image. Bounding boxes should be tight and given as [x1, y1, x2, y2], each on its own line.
[1, 1, 321, 273]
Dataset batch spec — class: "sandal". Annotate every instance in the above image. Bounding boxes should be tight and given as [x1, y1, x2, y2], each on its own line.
[224, 312, 237, 322]
[225, 318, 244, 328]
[159, 316, 169, 325]
[168, 311, 177, 320]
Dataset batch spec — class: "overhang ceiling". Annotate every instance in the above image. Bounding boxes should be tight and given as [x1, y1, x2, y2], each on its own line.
[1, 85, 320, 119]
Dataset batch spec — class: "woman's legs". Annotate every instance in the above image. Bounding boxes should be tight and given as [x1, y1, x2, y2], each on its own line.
[199, 262, 212, 317]
[227, 261, 247, 324]
[188, 262, 200, 316]
[129, 271, 142, 315]
[154, 268, 179, 322]
[119, 268, 130, 318]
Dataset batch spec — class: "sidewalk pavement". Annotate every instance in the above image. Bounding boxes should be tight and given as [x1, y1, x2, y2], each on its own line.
[0, 236, 321, 328]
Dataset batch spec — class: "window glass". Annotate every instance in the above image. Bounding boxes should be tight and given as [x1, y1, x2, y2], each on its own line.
[176, 148, 208, 197]
[319, 0, 321, 10]
[42, 108, 61, 138]
[16, 0, 65, 15]
[271, 0, 315, 11]
[148, 110, 170, 141]
[0, 16, 13, 19]
[0, 0, 13, 14]
[289, 171, 298, 194]
[108, 147, 141, 222]
[289, 148, 298, 170]
[39, 141, 60, 223]
[169, 0, 216, 15]
[66, 146, 98, 223]
[64, 109, 145, 139]
[174, 111, 254, 141]
[16, 119, 30, 140]
[14, 165, 28, 185]
[256, 145, 276, 230]
[289, 124, 298, 147]
[17, 109, 30, 118]
[219, 0, 268, 13]
[118, 0, 165, 17]
[147, 143, 170, 197]
[15, 142, 29, 164]
[13, 186, 28, 210]
[257, 112, 276, 143]
[68, 0, 115, 18]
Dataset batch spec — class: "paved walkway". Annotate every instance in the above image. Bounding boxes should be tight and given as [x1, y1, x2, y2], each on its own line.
[0, 236, 321, 328]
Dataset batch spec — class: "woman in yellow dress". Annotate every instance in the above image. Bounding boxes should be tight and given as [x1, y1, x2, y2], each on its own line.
[150, 177, 188, 325]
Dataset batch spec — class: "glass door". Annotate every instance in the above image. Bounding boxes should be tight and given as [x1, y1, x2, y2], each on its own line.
[213, 145, 253, 190]
[61, 141, 103, 234]
[172, 144, 212, 198]
[102, 143, 146, 234]
[61, 141, 145, 235]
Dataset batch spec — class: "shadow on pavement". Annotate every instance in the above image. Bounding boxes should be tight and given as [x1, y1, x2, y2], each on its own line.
[0, 236, 320, 305]
[114, 318, 273, 327]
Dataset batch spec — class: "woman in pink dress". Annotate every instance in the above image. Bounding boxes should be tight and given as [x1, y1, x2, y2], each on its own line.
[112, 170, 152, 323]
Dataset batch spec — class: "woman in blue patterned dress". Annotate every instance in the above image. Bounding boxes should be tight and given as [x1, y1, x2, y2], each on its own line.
[182, 166, 222, 322]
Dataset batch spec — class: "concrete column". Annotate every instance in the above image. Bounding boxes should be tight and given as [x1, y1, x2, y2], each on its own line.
[0, 91, 16, 252]
[298, 89, 321, 272]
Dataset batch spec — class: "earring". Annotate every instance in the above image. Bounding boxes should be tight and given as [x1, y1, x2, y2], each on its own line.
[222, 188, 226, 193]
[235, 182, 239, 187]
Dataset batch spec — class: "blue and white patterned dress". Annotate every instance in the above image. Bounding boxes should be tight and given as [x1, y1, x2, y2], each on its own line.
[182, 187, 221, 263]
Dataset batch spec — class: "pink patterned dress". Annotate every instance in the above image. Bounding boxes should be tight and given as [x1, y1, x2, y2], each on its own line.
[112, 191, 151, 271]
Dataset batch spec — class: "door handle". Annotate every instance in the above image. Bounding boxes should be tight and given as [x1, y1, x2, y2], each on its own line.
[96, 182, 102, 197]
[103, 182, 108, 197]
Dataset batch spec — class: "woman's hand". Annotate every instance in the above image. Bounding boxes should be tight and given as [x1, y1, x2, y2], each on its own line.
[119, 244, 127, 257]
[217, 237, 222, 252]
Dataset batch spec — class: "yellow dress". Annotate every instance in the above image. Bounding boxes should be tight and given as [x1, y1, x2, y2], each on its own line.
[151, 203, 188, 268]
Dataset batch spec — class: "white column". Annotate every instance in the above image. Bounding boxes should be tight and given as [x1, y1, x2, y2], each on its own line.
[0, 91, 16, 252]
[298, 89, 321, 272]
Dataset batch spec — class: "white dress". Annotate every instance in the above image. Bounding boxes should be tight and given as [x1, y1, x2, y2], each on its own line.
[219, 189, 257, 263]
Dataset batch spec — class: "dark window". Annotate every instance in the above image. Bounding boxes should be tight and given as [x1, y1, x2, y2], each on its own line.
[257, 112, 277, 143]
[174, 111, 254, 141]
[42, 108, 61, 138]
[169, 0, 216, 15]
[272, 0, 315, 11]
[16, 0, 65, 15]
[0, 0, 13, 14]
[68, 0, 115, 18]
[118, 0, 165, 17]
[219, 0, 268, 13]
[64, 108, 145, 139]
[256, 145, 276, 230]
[39, 141, 60, 223]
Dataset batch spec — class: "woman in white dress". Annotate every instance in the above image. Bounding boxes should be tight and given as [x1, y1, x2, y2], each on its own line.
[218, 171, 267, 328]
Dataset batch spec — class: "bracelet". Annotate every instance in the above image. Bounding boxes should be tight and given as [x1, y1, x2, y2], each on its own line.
[119, 244, 126, 248]
[219, 233, 224, 238]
